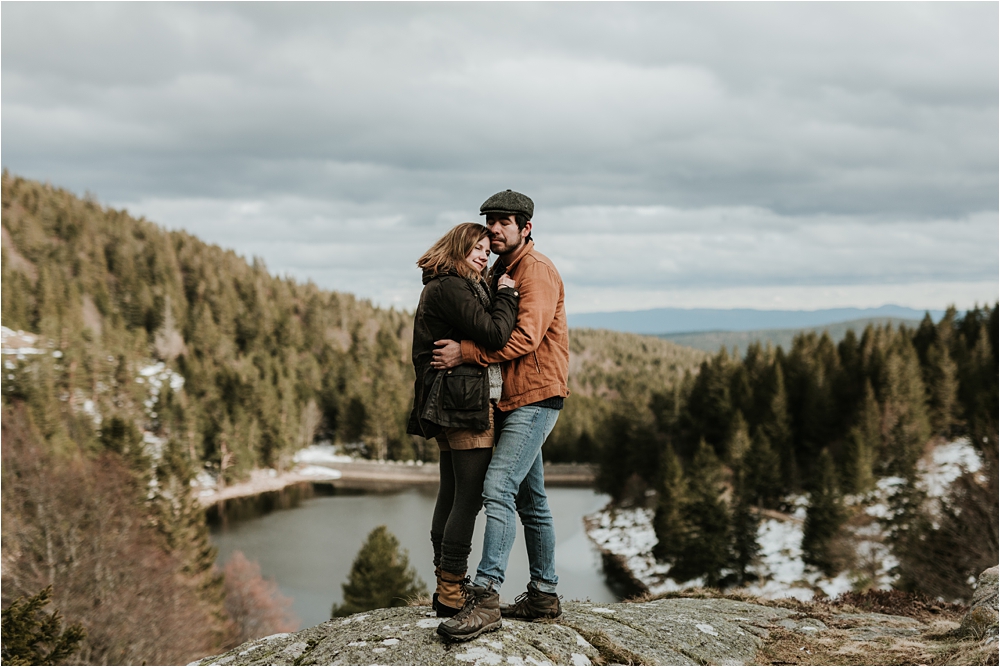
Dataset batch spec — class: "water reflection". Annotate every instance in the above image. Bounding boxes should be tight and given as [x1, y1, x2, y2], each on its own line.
[210, 485, 616, 629]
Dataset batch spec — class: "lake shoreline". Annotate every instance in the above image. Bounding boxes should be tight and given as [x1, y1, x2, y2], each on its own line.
[198, 461, 597, 508]
[209, 485, 618, 626]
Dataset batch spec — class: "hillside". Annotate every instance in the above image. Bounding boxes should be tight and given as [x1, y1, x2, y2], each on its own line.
[1, 173, 419, 473]
[545, 328, 708, 462]
[0, 174, 702, 475]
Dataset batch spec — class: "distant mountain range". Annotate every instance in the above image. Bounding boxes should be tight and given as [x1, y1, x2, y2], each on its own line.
[567, 305, 945, 335]
[658, 317, 923, 354]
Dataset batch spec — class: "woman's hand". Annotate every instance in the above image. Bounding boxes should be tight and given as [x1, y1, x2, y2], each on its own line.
[497, 274, 516, 290]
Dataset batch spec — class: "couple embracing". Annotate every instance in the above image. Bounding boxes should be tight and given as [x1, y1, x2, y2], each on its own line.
[407, 189, 569, 642]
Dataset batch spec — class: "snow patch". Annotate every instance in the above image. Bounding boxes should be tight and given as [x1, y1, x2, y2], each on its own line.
[137, 362, 185, 416]
[917, 438, 981, 498]
[298, 465, 343, 479]
[696, 623, 719, 637]
[341, 614, 368, 625]
[585, 439, 977, 603]
[455, 645, 505, 665]
[1, 327, 45, 358]
[294, 443, 354, 465]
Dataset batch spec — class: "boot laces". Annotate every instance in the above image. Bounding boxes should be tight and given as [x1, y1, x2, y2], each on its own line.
[453, 578, 483, 620]
[509, 590, 532, 615]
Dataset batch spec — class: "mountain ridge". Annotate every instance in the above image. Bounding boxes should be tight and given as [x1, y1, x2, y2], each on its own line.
[568, 305, 947, 335]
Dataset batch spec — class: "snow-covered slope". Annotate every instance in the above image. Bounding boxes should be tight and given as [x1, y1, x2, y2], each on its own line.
[585, 439, 982, 600]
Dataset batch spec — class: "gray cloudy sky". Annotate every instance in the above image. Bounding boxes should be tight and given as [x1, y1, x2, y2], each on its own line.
[3, 2, 997, 313]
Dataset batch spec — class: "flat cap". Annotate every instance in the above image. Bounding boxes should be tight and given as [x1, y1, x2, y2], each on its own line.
[480, 189, 533, 219]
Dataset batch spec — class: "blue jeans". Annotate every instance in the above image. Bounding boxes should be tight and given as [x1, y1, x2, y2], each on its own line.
[473, 406, 560, 594]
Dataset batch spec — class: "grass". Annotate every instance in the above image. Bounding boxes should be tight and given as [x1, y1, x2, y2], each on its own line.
[571, 627, 650, 666]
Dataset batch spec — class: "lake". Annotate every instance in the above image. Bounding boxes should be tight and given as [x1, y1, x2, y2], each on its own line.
[210, 485, 617, 629]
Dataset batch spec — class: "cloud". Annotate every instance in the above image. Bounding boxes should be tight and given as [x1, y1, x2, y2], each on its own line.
[2, 3, 996, 311]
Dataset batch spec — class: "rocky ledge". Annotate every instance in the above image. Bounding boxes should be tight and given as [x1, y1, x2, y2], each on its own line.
[192, 590, 991, 666]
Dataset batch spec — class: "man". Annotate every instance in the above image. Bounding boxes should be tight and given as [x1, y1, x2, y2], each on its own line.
[432, 189, 570, 642]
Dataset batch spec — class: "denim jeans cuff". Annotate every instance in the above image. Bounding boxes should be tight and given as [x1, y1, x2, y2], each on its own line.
[473, 575, 498, 591]
[531, 579, 558, 595]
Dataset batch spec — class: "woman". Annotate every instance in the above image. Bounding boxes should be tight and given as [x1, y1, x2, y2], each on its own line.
[406, 222, 519, 617]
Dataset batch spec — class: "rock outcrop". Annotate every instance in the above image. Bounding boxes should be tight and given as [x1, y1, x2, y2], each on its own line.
[961, 565, 999, 639]
[191, 596, 953, 666]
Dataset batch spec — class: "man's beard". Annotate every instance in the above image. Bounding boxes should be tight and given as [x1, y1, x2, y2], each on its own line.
[491, 235, 524, 256]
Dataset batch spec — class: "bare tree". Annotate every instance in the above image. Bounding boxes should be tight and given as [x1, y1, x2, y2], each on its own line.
[222, 551, 299, 645]
[2, 404, 224, 665]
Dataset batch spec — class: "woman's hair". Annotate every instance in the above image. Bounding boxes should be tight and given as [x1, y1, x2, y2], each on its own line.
[417, 223, 490, 280]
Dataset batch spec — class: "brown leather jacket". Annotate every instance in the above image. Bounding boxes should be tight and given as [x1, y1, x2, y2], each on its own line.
[460, 240, 570, 411]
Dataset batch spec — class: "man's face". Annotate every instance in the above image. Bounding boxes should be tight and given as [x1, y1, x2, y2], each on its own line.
[486, 214, 530, 256]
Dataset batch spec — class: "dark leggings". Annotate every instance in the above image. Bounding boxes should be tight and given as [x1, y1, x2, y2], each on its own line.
[430, 448, 493, 575]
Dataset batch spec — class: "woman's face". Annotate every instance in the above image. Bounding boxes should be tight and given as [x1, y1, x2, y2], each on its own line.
[465, 237, 490, 274]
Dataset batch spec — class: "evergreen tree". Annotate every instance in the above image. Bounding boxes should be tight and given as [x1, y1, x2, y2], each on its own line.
[331, 526, 427, 617]
[595, 411, 640, 503]
[1, 586, 86, 666]
[652, 443, 687, 562]
[911, 312, 938, 365]
[670, 440, 730, 587]
[801, 449, 846, 576]
[952, 308, 998, 454]
[876, 337, 930, 477]
[98, 415, 151, 481]
[729, 463, 760, 585]
[841, 381, 878, 494]
[785, 333, 840, 482]
[153, 440, 225, 605]
[743, 427, 782, 509]
[924, 336, 959, 436]
[685, 351, 734, 455]
[596, 395, 659, 502]
[759, 361, 796, 491]
[725, 410, 751, 464]
[729, 365, 754, 425]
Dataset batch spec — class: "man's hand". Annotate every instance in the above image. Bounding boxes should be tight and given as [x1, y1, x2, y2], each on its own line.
[431, 339, 462, 369]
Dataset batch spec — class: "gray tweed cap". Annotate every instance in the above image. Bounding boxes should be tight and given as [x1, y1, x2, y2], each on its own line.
[480, 189, 534, 219]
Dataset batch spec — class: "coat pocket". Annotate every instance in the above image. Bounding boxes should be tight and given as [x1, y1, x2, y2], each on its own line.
[442, 365, 487, 411]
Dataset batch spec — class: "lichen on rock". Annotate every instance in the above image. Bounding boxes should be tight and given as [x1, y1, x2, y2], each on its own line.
[960, 565, 999, 640]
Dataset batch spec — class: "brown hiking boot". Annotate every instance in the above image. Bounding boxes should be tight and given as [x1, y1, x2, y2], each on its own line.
[436, 583, 501, 642]
[435, 570, 467, 618]
[499, 582, 562, 620]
